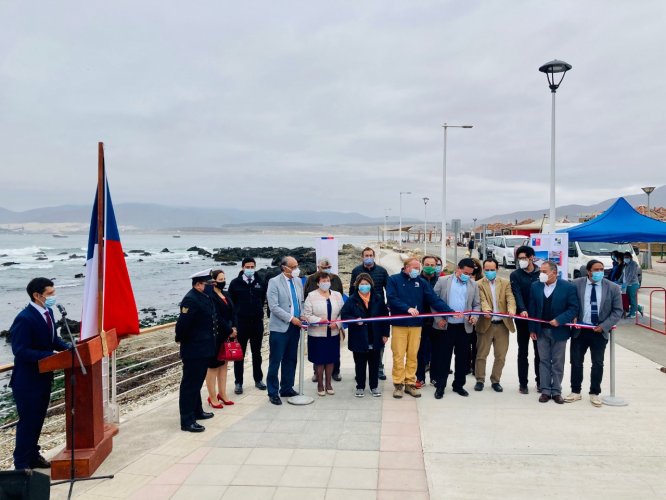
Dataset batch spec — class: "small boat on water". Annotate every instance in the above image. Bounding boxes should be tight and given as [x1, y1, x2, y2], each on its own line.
[52, 234, 68, 238]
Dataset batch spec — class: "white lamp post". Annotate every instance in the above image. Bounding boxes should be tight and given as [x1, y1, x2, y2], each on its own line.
[441, 123, 473, 266]
[539, 59, 572, 234]
[642, 186, 655, 269]
[384, 208, 391, 242]
[422, 197, 430, 254]
[399, 191, 411, 249]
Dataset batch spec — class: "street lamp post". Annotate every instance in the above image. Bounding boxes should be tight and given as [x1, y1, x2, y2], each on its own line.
[472, 218, 477, 256]
[399, 191, 411, 249]
[422, 197, 430, 254]
[383, 208, 391, 242]
[642, 186, 656, 269]
[442, 123, 473, 267]
[539, 59, 572, 234]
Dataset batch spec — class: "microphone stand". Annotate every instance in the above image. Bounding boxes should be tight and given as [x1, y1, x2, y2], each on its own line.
[50, 306, 114, 499]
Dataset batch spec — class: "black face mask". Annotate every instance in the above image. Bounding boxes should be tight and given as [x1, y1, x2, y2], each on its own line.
[215, 281, 226, 290]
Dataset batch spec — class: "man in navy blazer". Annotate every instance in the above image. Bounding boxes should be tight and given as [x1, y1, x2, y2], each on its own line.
[9, 277, 71, 470]
[528, 261, 579, 404]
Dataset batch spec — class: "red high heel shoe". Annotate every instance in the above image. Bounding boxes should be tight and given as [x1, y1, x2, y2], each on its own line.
[217, 394, 234, 405]
[207, 396, 223, 409]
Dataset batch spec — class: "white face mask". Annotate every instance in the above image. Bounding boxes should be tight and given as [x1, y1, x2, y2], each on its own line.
[518, 259, 529, 270]
[539, 272, 549, 283]
[318, 282, 331, 291]
[291, 268, 301, 278]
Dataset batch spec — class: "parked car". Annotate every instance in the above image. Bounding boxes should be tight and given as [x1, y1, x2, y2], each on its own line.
[567, 241, 641, 284]
[491, 235, 530, 268]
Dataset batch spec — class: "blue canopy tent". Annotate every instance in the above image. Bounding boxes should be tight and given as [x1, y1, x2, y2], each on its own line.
[556, 197, 666, 242]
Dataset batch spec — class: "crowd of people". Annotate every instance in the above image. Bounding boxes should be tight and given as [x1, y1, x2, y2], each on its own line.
[171, 244, 626, 433]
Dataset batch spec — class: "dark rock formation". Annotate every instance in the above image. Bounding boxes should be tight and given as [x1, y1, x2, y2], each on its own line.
[74, 273, 84, 278]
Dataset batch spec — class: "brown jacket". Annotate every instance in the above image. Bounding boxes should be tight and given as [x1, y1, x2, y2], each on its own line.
[476, 276, 516, 333]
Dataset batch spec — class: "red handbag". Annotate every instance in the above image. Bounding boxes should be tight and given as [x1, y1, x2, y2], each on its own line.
[217, 340, 244, 362]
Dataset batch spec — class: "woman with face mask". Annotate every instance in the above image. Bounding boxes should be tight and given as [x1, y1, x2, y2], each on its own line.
[204, 269, 237, 408]
[341, 273, 390, 397]
[303, 272, 345, 396]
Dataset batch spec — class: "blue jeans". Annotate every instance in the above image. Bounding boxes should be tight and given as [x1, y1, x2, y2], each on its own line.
[626, 283, 639, 316]
[267, 324, 301, 397]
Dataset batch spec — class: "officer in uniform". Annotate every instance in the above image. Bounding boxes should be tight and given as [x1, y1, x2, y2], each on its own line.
[10, 277, 71, 470]
[176, 269, 217, 432]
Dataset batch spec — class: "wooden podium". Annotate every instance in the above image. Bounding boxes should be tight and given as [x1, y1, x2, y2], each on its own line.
[39, 330, 120, 480]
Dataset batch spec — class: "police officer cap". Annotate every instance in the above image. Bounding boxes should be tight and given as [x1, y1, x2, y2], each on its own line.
[189, 268, 212, 285]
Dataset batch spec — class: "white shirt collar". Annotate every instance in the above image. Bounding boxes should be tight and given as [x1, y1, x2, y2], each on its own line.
[30, 301, 48, 315]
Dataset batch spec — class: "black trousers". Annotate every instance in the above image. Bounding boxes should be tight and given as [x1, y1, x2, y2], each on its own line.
[570, 332, 608, 395]
[516, 318, 540, 387]
[234, 317, 264, 385]
[12, 380, 51, 469]
[353, 350, 381, 390]
[431, 323, 469, 390]
[416, 323, 434, 382]
[179, 357, 209, 427]
[470, 329, 478, 373]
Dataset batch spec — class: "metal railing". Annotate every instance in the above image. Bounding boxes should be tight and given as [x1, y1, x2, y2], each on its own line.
[636, 287, 666, 335]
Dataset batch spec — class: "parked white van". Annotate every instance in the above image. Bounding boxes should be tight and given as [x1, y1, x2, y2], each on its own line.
[567, 241, 641, 281]
[490, 235, 531, 268]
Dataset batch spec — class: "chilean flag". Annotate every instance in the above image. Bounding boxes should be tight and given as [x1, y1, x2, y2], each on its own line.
[81, 178, 139, 340]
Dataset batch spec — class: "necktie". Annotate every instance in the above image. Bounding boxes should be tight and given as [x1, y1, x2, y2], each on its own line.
[590, 284, 599, 325]
[44, 312, 54, 339]
[289, 279, 300, 318]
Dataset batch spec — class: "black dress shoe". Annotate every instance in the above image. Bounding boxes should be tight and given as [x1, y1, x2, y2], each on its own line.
[453, 387, 469, 397]
[255, 381, 267, 390]
[29, 455, 51, 469]
[280, 389, 298, 397]
[181, 422, 205, 433]
[491, 383, 503, 393]
[552, 395, 565, 404]
[235, 383, 243, 394]
[379, 373, 387, 380]
[539, 394, 551, 403]
[269, 395, 282, 405]
[332, 373, 342, 382]
[195, 411, 214, 420]
[519, 385, 529, 395]
[434, 387, 445, 399]
[474, 382, 484, 391]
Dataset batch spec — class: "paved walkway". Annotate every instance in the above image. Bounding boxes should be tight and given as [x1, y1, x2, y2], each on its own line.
[49, 249, 666, 499]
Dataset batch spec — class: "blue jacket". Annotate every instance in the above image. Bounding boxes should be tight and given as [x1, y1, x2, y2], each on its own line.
[341, 291, 390, 352]
[10, 304, 71, 390]
[386, 271, 454, 327]
[528, 279, 579, 341]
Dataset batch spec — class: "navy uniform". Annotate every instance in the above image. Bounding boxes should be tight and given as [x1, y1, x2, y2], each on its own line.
[10, 291, 70, 469]
[175, 270, 217, 432]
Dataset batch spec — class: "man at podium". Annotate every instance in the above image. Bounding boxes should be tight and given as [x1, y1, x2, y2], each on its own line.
[9, 277, 71, 470]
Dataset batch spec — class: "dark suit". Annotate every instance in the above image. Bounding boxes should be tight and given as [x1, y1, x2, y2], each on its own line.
[175, 288, 217, 427]
[528, 279, 579, 396]
[10, 304, 70, 469]
[570, 278, 623, 395]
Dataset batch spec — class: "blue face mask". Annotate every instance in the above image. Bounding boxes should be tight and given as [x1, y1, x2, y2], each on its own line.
[484, 270, 497, 281]
[358, 284, 372, 294]
[322, 268, 332, 274]
[435, 265, 442, 274]
[44, 296, 57, 308]
[591, 271, 604, 282]
[363, 257, 374, 266]
[458, 273, 470, 283]
[408, 269, 420, 279]
[243, 269, 255, 278]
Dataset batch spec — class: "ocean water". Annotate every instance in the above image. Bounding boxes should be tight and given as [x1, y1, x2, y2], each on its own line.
[0, 232, 372, 364]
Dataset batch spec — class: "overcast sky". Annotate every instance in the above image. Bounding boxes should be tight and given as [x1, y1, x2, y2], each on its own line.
[1, 1, 664, 220]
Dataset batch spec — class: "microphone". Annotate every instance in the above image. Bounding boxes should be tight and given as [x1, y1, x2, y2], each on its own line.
[57, 304, 68, 317]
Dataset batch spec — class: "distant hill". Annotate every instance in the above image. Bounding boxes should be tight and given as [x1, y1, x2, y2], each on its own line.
[480, 185, 666, 225]
[0, 203, 385, 229]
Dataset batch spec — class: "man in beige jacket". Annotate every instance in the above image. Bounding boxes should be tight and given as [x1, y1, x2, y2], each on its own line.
[475, 258, 516, 392]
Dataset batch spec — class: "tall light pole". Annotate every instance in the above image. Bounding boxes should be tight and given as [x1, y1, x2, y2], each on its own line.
[472, 218, 477, 256]
[539, 59, 572, 234]
[399, 191, 411, 249]
[642, 186, 655, 269]
[384, 208, 391, 242]
[422, 197, 430, 255]
[441, 123, 473, 266]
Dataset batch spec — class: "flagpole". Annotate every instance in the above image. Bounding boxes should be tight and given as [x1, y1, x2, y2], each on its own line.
[97, 142, 105, 330]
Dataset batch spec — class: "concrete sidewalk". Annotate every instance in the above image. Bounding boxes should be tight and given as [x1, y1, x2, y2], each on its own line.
[49, 248, 666, 499]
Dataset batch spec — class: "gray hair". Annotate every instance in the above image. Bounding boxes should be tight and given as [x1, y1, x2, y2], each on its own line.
[280, 256, 294, 267]
[318, 257, 331, 267]
[543, 260, 558, 273]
